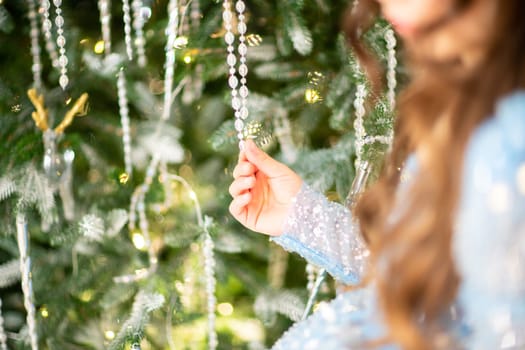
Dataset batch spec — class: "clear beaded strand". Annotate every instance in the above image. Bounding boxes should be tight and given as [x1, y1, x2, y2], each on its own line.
[384, 28, 397, 111]
[117, 70, 133, 176]
[27, 0, 43, 89]
[40, 0, 59, 67]
[122, 0, 134, 60]
[353, 83, 367, 169]
[162, 0, 179, 121]
[16, 213, 38, 350]
[223, 0, 249, 150]
[53, 0, 69, 89]
[131, 0, 147, 66]
[0, 298, 6, 350]
[98, 0, 112, 55]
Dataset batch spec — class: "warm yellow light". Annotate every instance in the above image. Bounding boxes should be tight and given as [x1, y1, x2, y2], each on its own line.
[79, 38, 89, 45]
[305, 88, 321, 104]
[94, 40, 105, 54]
[217, 302, 234, 316]
[40, 306, 49, 318]
[104, 330, 116, 340]
[79, 290, 94, 302]
[183, 54, 193, 64]
[173, 36, 189, 49]
[132, 232, 146, 250]
[189, 191, 197, 201]
[119, 172, 129, 184]
[246, 34, 262, 47]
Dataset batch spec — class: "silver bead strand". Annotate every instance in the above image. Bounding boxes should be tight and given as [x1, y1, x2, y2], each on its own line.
[117, 70, 133, 176]
[53, 0, 69, 89]
[122, 0, 133, 60]
[98, 0, 112, 55]
[27, 0, 43, 89]
[132, 0, 147, 66]
[223, 0, 249, 150]
[353, 83, 367, 169]
[40, 0, 59, 67]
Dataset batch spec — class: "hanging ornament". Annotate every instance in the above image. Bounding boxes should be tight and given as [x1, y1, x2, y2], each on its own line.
[26, 0, 43, 89]
[27, 89, 88, 222]
[131, 0, 147, 66]
[162, 0, 179, 121]
[52, 0, 69, 89]
[223, 0, 250, 150]
[16, 213, 38, 350]
[353, 83, 367, 169]
[385, 28, 397, 112]
[117, 70, 133, 177]
[0, 298, 6, 350]
[122, 0, 133, 60]
[40, 0, 59, 67]
[98, 0, 112, 55]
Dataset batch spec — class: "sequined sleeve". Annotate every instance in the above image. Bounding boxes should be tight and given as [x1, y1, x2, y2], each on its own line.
[454, 91, 525, 348]
[271, 183, 368, 285]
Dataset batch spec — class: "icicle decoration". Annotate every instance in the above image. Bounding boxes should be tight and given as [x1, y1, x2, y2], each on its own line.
[117, 70, 133, 176]
[98, 0, 112, 55]
[0, 298, 6, 350]
[122, 0, 133, 60]
[16, 213, 38, 350]
[301, 269, 327, 320]
[53, 0, 69, 89]
[223, 0, 250, 150]
[353, 83, 367, 169]
[203, 224, 218, 350]
[131, 0, 147, 66]
[40, 0, 59, 67]
[385, 28, 397, 111]
[162, 0, 179, 121]
[27, 0, 43, 89]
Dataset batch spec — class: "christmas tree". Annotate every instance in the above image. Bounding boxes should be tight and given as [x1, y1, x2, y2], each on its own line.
[0, 0, 395, 349]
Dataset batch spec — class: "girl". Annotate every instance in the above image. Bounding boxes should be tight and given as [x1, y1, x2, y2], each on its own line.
[229, 0, 525, 348]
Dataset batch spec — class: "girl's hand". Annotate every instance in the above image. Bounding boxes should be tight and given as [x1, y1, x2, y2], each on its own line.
[229, 140, 302, 236]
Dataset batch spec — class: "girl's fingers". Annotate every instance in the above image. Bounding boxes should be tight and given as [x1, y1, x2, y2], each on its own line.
[233, 161, 256, 179]
[229, 192, 252, 217]
[229, 176, 256, 197]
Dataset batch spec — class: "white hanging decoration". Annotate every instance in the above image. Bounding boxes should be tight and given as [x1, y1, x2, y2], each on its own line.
[190, 0, 201, 30]
[131, 0, 147, 66]
[52, 0, 69, 89]
[98, 0, 112, 55]
[0, 298, 7, 350]
[384, 28, 397, 111]
[117, 70, 133, 176]
[203, 220, 218, 350]
[40, 0, 59, 67]
[122, 0, 134, 60]
[162, 0, 179, 121]
[27, 0, 43, 89]
[16, 213, 38, 350]
[223, 0, 250, 150]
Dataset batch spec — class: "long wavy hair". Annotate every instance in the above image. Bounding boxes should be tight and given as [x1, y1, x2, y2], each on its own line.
[344, 0, 525, 348]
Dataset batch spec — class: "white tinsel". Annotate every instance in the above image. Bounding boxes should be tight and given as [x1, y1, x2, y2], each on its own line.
[162, 0, 179, 121]
[117, 70, 133, 176]
[0, 259, 21, 288]
[254, 290, 305, 323]
[0, 176, 16, 202]
[16, 213, 38, 350]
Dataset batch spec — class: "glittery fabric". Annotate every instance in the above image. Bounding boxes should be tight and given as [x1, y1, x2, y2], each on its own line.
[270, 91, 525, 349]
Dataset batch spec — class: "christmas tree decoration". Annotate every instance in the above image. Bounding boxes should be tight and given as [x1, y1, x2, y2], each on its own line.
[131, 0, 147, 66]
[223, 0, 250, 150]
[163, 0, 179, 121]
[16, 213, 38, 350]
[353, 83, 367, 169]
[40, 0, 59, 67]
[0, 259, 20, 288]
[122, 0, 134, 60]
[117, 70, 133, 176]
[385, 28, 397, 111]
[26, 0, 42, 89]
[52, 0, 69, 89]
[97, 0, 112, 55]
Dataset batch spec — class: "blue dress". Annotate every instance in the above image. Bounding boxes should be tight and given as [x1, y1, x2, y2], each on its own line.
[270, 91, 525, 349]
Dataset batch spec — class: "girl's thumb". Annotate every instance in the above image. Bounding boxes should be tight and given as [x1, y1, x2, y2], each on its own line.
[244, 139, 283, 175]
